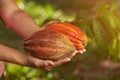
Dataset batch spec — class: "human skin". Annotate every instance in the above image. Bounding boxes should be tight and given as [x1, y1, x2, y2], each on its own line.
[0, 0, 79, 70]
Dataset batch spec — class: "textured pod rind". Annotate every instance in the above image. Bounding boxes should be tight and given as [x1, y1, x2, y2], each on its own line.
[45, 22, 88, 50]
[23, 30, 75, 61]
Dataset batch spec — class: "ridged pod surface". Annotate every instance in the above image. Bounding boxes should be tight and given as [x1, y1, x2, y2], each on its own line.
[45, 22, 88, 50]
[23, 30, 75, 61]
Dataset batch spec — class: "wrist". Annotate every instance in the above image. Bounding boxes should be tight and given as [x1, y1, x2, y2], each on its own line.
[25, 55, 37, 67]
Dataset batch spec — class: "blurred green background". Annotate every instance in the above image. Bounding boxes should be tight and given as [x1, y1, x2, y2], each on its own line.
[0, 0, 120, 80]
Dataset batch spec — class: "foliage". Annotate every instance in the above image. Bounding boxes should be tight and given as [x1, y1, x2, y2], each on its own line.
[0, 0, 120, 80]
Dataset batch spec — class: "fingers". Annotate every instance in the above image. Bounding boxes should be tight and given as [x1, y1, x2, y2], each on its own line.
[26, 55, 54, 70]
[54, 58, 71, 67]
[67, 51, 77, 59]
[77, 49, 86, 54]
[44, 61, 54, 67]
[35, 59, 54, 67]
[83, 49, 86, 52]
[44, 51, 77, 71]
[43, 58, 70, 71]
[33, 59, 55, 71]
[26, 55, 72, 71]
[43, 50, 79, 70]
[46, 58, 71, 70]
[42, 60, 55, 71]
[27, 49, 86, 71]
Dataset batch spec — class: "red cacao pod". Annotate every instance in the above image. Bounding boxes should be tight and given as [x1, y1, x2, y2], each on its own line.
[23, 30, 75, 61]
[45, 22, 87, 50]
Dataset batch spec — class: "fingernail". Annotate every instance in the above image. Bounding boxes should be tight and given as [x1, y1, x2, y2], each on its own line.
[67, 58, 71, 61]
[79, 50, 84, 54]
[72, 52, 76, 56]
[47, 61, 54, 66]
[83, 49, 86, 52]
[51, 62, 55, 65]
[75, 50, 78, 53]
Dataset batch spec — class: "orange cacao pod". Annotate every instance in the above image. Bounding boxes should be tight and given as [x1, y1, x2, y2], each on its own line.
[23, 30, 75, 61]
[45, 22, 87, 50]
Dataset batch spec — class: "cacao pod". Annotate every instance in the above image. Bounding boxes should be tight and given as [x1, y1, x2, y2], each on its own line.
[45, 22, 88, 50]
[23, 30, 75, 61]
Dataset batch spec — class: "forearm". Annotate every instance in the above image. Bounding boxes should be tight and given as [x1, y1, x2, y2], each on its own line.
[0, 0, 41, 38]
[0, 44, 29, 66]
[0, 44, 56, 69]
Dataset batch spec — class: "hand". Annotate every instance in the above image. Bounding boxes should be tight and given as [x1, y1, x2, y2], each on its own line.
[26, 51, 77, 71]
[43, 49, 86, 71]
